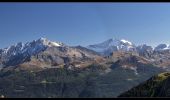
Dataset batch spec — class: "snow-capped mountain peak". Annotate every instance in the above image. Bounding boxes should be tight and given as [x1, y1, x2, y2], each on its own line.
[87, 38, 136, 55]
[0, 38, 64, 66]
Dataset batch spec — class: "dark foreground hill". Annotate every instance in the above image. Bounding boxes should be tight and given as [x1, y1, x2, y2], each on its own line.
[119, 72, 170, 97]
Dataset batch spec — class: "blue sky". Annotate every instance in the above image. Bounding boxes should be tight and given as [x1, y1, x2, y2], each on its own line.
[0, 3, 170, 48]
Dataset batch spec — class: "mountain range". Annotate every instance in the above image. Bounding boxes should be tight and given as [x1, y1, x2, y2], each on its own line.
[0, 37, 170, 98]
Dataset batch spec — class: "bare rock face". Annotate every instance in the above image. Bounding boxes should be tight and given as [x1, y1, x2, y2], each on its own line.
[154, 44, 170, 51]
[136, 44, 154, 59]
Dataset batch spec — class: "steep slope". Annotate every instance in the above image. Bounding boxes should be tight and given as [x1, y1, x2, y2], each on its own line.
[119, 72, 170, 97]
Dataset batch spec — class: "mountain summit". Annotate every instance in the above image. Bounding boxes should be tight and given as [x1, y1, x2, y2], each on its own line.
[0, 38, 65, 66]
[87, 38, 136, 55]
[0, 37, 64, 56]
[35, 37, 64, 47]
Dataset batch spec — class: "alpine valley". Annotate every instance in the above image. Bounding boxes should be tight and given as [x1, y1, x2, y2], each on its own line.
[1, 37, 170, 98]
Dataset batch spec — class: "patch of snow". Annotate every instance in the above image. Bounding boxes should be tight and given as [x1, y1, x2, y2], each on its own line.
[121, 39, 132, 45]
[49, 42, 61, 47]
[163, 44, 170, 50]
